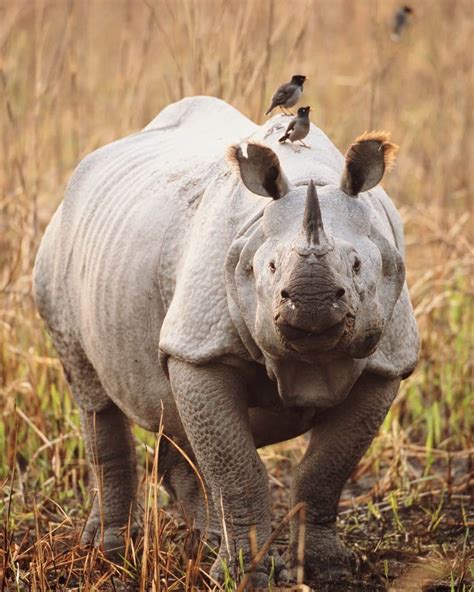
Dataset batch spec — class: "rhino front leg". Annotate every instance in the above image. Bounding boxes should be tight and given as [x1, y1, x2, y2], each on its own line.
[80, 404, 138, 557]
[290, 373, 400, 582]
[168, 358, 287, 587]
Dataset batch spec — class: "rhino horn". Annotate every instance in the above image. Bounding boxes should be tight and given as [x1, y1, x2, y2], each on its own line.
[303, 180, 326, 246]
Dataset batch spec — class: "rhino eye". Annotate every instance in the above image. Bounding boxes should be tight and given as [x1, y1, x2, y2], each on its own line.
[353, 257, 361, 273]
[269, 261, 276, 273]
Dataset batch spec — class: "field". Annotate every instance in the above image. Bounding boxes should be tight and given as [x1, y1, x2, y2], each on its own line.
[1, 0, 473, 590]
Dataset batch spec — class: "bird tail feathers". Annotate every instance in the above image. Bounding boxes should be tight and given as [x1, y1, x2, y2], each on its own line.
[265, 103, 275, 116]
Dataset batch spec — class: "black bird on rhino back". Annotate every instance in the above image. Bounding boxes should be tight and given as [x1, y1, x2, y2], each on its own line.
[265, 74, 307, 115]
[279, 105, 311, 148]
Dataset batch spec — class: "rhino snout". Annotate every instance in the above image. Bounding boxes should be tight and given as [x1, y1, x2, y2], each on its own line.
[276, 284, 350, 328]
[273, 288, 353, 350]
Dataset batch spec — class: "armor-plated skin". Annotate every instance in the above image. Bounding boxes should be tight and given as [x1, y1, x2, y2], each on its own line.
[33, 97, 419, 586]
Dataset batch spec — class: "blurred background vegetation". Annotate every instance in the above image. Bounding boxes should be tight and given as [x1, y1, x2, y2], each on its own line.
[1, 0, 472, 590]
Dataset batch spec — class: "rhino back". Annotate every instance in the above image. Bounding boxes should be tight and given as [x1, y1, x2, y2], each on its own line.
[33, 97, 257, 425]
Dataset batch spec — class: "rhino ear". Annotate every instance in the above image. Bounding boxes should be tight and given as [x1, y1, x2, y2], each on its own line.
[227, 142, 292, 200]
[341, 131, 398, 197]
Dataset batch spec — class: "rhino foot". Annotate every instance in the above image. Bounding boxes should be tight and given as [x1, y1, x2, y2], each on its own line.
[199, 529, 221, 558]
[209, 547, 289, 589]
[80, 512, 101, 547]
[80, 514, 139, 560]
[182, 527, 221, 560]
[290, 526, 358, 583]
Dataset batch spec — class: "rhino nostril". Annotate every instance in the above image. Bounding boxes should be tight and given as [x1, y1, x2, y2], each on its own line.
[335, 288, 346, 299]
[281, 290, 290, 300]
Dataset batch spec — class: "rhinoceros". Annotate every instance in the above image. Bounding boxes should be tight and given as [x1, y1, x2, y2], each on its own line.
[33, 96, 419, 586]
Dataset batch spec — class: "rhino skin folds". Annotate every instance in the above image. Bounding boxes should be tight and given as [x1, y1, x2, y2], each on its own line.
[33, 97, 419, 585]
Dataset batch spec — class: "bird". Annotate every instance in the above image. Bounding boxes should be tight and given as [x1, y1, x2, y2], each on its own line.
[279, 106, 311, 149]
[265, 75, 307, 116]
[391, 5, 414, 41]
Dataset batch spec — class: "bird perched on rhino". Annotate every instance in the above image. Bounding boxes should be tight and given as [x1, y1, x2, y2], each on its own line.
[391, 5, 414, 41]
[279, 106, 311, 149]
[265, 74, 307, 116]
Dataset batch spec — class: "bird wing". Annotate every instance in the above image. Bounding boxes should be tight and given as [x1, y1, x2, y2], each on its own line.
[285, 118, 297, 133]
[272, 84, 294, 105]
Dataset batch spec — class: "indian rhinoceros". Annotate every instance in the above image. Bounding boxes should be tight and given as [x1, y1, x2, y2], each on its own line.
[33, 96, 419, 586]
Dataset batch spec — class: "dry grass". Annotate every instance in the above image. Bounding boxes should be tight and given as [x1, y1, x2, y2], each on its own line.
[1, 0, 473, 590]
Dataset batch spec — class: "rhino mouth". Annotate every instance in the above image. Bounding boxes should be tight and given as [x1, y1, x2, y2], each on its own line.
[275, 316, 347, 352]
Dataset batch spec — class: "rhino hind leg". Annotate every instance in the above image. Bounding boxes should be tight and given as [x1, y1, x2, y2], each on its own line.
[289, 373, 400, 583]
[79, 404, 138, 557]
[158, 437, 221, 549]
[80, 403, 137, 558]
[50, 337, 138, 556]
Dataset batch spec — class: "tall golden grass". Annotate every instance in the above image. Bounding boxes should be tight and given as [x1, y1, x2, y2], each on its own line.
[1, 0, 472, 590]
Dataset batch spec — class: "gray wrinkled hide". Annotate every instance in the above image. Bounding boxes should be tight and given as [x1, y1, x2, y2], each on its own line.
[34, 97, 418, 426]
[33, 96, 419, 581]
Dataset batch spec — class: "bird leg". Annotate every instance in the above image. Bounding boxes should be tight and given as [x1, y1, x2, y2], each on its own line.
[280, 106, 293, 116]
[298, 140, 311, 149]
